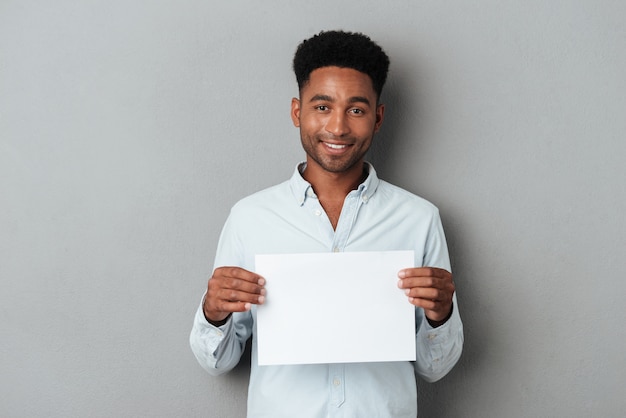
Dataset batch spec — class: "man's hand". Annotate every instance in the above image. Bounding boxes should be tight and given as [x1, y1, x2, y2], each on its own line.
[203, 267, 266, 326]
[398, 267, 454, 327]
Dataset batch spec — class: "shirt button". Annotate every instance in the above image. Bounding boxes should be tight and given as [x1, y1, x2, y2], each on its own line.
[362, 195, 369, 202]
[333, 378, 341, 386]
[333, 247, 340, 253]
[315, 210, 322, 216]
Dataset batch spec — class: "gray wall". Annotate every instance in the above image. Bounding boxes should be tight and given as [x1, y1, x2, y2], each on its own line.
[2, 1, 625, 417]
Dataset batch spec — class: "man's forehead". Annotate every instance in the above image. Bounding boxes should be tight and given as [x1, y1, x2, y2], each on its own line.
[300, 66, 377, 98]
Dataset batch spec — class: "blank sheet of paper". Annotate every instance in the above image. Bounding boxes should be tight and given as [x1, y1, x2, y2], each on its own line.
[255, 250, 415, 366]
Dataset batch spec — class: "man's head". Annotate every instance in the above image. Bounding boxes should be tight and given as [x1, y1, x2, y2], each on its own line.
[290, 31, 389, 178]
[293, 30, 390, 100]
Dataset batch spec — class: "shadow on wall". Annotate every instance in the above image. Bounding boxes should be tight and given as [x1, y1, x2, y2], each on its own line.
[367, 70, 403, 177]
[418, 218, 488, 417]
[368, 66, 487, 417]
[229, 338, 253, 381]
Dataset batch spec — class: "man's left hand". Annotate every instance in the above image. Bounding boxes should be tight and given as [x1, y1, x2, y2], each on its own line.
[398, 267, 455, 326]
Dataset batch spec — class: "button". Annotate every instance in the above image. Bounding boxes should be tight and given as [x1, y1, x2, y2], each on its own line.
[362, 195, 369, 202]
[427, 333, 437, 340]
[315, 210, 322, 216]
[333, 247, 340, 253]
[333, 378, 341, 386]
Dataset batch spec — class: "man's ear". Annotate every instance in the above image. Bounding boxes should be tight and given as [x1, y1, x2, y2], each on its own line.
[374, 103, 385, 133]
[290, 97, 301, 127]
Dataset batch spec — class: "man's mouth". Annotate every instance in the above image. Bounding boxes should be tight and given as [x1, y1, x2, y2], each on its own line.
[325, 142, 348, 150]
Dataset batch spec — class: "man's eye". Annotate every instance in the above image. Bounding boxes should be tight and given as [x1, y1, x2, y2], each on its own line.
[350, 108, 364, 114]
[316, 105, 328, 111]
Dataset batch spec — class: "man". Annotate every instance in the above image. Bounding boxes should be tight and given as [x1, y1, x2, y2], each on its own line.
[190, 30, 463, 417]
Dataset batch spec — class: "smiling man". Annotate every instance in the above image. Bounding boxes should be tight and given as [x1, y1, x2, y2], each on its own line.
[190, 30, 463, 417]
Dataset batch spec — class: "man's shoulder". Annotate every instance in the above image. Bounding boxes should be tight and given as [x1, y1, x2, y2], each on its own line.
[231, 180, 292, 212]
[377, 180, 439, 213]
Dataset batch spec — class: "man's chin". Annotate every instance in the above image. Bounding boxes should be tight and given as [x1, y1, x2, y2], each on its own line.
[317, 159, 363, 174]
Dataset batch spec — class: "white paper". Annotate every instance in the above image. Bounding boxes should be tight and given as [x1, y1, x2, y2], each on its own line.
[255, 250, 415, 366]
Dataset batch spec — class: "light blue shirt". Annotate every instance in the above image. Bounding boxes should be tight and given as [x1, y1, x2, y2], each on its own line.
[190, 163, 463, 418]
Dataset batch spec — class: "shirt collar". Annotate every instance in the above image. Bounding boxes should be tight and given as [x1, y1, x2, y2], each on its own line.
[289, 162, 380, 206]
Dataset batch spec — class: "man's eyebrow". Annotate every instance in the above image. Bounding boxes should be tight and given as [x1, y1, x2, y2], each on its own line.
[348, 96, 371, 106]
[308, 95, 371, 106]
[309, 94, 334, 102]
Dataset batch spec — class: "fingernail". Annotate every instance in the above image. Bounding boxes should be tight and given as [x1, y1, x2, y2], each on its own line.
[258, 295, 265, 305]
[258, 278, 265, 286]
[397, 279, 403, 288]
[398, 270, 406, 278]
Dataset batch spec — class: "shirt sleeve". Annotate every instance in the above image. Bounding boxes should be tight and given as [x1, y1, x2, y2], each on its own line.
[189, 294, 253, 376]
[189, 209, 254, 376]
[413, 207, 464, 382]
[413, 295, 464, 382]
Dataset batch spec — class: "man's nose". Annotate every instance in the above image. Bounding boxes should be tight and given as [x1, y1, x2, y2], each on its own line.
[325, 112, 350, 137]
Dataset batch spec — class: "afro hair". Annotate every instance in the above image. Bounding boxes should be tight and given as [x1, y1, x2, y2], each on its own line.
[293, 30, 390, 98]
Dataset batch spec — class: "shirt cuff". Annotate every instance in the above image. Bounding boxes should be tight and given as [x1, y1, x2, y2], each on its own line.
[189, 297, 232, 371]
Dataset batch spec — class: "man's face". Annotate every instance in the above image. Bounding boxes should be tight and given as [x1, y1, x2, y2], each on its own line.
[291, 66, 384, 176]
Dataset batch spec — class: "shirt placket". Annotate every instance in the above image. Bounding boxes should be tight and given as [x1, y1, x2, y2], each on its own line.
[329, 363, 345, 409]
[331, 190, 362, 253]
[326, 189, 364, 414]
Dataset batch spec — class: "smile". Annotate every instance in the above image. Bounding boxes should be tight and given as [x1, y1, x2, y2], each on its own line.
[322, 140, 353, 150]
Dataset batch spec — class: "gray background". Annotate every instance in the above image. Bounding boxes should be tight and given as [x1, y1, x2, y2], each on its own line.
[2, 1, 625, 417]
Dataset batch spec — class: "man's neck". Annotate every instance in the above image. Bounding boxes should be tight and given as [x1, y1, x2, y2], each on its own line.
[302, 161, 367, 201]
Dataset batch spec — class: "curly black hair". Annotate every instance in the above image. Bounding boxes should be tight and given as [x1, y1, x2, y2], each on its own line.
[293, 30, 390, 99]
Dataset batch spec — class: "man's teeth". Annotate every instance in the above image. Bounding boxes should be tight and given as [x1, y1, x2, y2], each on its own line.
[326, 143, 347, 149]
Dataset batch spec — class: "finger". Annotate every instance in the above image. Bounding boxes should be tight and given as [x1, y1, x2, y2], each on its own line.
[407, 296, 439, 310]
[205, 289, 265, 315]
[400, 281, 455, 298]
[214, 266, 266, 285]
[212, 276, 266, 296]
[397, 268, 453, 292]
[398, 276, 439, 290]
[407, 296, 452, 320]
[215, 300, 261, 314]
[215, 288, 266, 305]
[403, 286, 443, 301]
[398, 267, 451, 280]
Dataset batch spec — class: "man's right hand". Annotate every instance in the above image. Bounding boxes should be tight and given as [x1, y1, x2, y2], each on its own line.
[203, 266, 266, 326]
